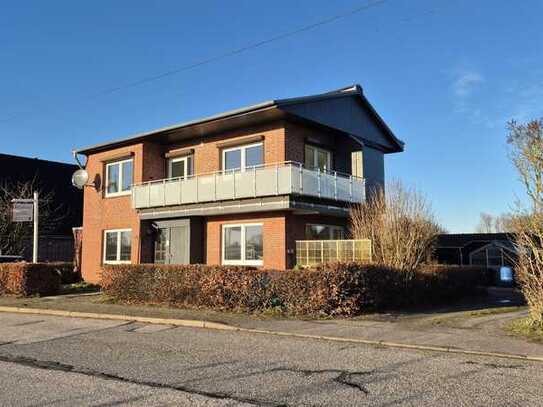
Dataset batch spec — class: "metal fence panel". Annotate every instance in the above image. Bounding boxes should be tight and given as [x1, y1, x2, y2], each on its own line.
[296, 239, 372, 266]
[132, 162, 366, 209]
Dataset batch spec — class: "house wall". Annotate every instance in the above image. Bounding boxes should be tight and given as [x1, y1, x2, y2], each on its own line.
[281, 94, 397, 151]
[81, 142, 162, 283]
[158, 122, 286, 174]
[204, 212, 288, 270]
[362, 146, 385, 195]
[81, 119, 366, 281]
[284, 121, 361, 174]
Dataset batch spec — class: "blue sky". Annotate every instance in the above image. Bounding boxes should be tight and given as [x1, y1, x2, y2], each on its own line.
[1, 0, 542, 232]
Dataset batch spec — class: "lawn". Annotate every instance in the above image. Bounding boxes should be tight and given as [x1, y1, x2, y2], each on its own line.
[506, 317, 543, 343]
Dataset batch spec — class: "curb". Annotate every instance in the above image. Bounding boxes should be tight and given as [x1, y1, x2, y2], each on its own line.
[0, 306, 235, 331]
[1, 306, 542, 363]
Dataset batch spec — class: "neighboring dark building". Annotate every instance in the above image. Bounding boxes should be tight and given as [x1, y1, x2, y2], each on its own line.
[435, 233, 516, 271]
[0, 153, 83, 261]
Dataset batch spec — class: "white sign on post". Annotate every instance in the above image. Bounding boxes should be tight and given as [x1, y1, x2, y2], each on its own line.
[11, 201, 34, 222]
[11, 194, 39, 262]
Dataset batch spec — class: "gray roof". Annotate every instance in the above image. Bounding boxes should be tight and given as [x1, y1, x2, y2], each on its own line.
[76, 84, 404, 155]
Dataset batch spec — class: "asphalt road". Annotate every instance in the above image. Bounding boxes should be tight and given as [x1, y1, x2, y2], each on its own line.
[0, 312, 542, 406]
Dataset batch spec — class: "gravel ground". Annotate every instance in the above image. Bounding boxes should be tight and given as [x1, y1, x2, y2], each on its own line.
[0, 312, 542, 406]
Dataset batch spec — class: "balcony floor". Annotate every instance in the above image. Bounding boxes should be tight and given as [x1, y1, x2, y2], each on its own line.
[137, 195, 351, 220]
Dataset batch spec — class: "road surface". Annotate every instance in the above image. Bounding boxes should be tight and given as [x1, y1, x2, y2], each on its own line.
[0, 312, 542, 406]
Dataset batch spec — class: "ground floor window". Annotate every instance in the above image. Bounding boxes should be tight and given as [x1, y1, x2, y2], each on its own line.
[305, 224, 345, 240]
[103, 229, 131, 264]
[222, 223, 263, 266]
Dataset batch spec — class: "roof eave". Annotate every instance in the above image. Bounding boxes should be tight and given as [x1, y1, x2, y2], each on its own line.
[75, 100, 277, 156]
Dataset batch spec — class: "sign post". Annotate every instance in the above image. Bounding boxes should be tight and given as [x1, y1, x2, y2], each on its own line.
[11, 192, 39, 263]
[33, 191, 39, 263]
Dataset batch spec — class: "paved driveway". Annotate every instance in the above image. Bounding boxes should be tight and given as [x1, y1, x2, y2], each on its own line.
[1, 312, 542, 406]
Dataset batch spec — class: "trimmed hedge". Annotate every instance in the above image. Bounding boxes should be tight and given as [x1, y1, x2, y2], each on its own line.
[101, 263, 485, 316]
[46, 262, 80, 284]
[0, 263, 61, 296]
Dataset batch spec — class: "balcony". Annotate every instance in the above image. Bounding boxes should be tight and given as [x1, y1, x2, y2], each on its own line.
[132, 161, 365, 210]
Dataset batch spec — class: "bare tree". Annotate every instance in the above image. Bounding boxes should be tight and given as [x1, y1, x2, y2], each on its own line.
[349, 180, 443, 276]
[507, 119, 543, 324]
[495, 213, 515, 233]
[476, 212, 515, 233]
[476, 212, 495, 233]
[0, 179, 63, 257]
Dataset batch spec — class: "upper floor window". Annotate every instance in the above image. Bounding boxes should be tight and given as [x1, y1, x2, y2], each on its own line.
[105, 158, 133, 197]
[305, 145, 331, 172]
[305, 224, 345, 240]
[103, 229, 131, 264]
[168, 155, 193, 179]
[222, 142, 263, 172]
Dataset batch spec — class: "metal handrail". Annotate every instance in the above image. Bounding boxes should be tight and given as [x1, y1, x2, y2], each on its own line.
[132, 161, 366, 209]
[132, 161, 361, 188]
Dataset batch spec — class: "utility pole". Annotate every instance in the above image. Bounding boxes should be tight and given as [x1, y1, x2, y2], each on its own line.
[33, 191, 39, 263]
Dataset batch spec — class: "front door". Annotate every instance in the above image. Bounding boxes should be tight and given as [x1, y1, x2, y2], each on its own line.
[154, 226, 190, 264]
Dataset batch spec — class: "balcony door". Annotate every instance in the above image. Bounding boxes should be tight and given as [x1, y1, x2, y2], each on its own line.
[305, 144, 331, 172]
[154, 225, 189, 264]
[168, 155, 193, 179]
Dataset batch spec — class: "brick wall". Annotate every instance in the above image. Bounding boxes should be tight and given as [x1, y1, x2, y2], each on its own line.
[81, 144, 145, 283]
[81, 119, 359, 281]
[161, 122, 286, 174]
[205, 212, 287, 270]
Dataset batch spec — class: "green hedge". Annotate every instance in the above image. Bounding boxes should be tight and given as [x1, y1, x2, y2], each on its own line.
[0, 263, 61, 296]
[101, 263, 485, 316]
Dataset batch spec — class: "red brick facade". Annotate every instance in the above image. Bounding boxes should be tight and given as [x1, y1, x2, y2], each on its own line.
[80, 120, 357, 283]
[205, 212, 288, 269]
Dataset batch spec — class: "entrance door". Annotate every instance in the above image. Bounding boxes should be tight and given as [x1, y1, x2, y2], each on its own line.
[154, 226, 190, 264]
[169, 225, 189, 264]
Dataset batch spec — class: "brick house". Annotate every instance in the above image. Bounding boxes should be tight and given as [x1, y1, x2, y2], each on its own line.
[75, 85, 404, 283]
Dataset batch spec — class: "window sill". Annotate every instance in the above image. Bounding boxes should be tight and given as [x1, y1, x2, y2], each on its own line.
[104, 191, 132, 199]
[222, 260, 263, 267]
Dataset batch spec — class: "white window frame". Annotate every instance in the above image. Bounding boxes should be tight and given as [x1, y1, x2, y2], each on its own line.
[306, 224, 345, 240]
[168, 155, 193, 179]
[221, 223, 263, 266]
[305, 144, 332, 172]
[103, 228, 132, 264]
[222, 142, 264, 172]
[105, 158, 133, 198]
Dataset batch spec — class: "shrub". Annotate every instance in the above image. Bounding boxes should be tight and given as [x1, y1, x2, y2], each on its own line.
[0, 262, 61, 296]
[350, 180, 443, 273]
[101, 263, 486, 316]
[46, 262, 80, 284]
[405, 264, 484, 306]
[507, 119, 543, 324]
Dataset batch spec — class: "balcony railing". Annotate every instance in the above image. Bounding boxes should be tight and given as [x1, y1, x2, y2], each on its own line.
[132, 161, 365, 209]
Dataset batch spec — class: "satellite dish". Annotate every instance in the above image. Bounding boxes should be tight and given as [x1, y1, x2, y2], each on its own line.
[72, 169, 89, 189]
